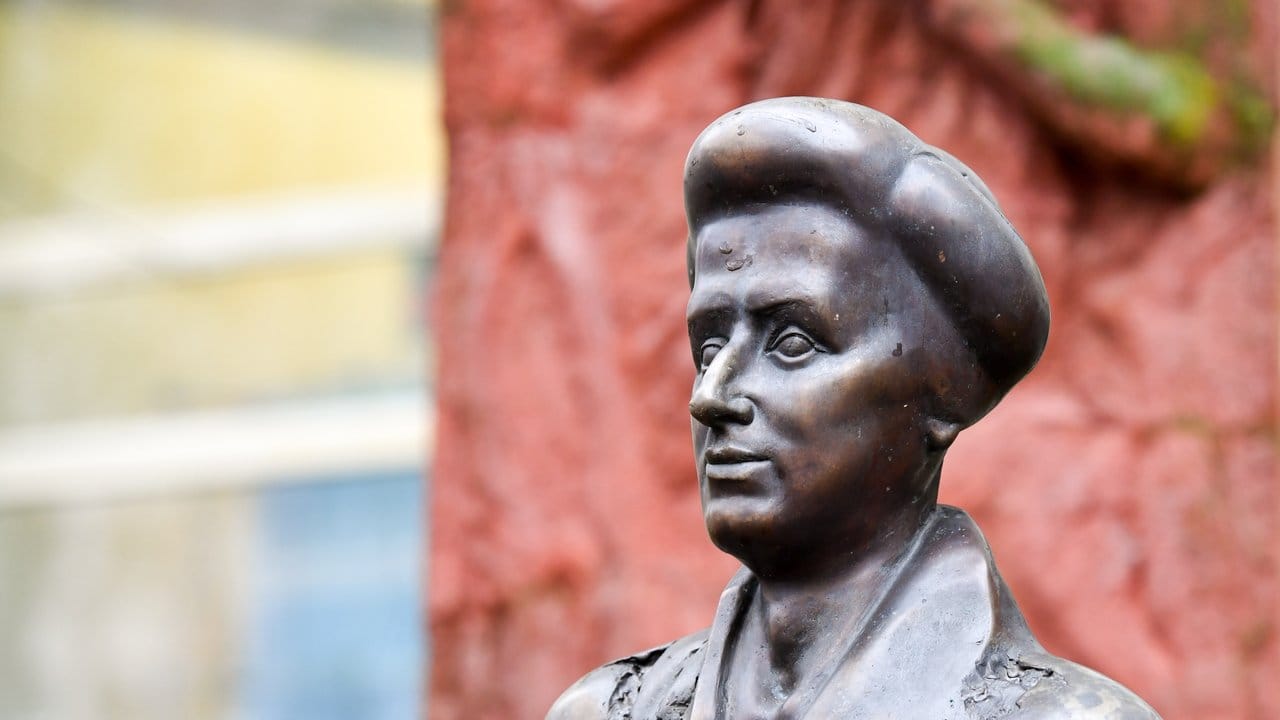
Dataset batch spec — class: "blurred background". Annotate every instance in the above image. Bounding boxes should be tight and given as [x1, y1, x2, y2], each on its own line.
[0, 1, 1276, 720]
[0, 0, 439, 717]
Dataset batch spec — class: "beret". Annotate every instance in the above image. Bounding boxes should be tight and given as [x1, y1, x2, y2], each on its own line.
[683, 97, 1050, 397]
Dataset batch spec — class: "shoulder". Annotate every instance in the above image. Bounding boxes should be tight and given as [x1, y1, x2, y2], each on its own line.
[545, 631, 709, 720]
[971, 652, 1162, 720]
[1019, 659, 1162, 720]
[545, 662, 633, 720]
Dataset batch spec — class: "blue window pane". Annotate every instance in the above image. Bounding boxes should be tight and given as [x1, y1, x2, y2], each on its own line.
[243, 470, 422, 720]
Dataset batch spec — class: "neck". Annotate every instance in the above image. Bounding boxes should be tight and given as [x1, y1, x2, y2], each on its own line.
[748, 497, 938, 691]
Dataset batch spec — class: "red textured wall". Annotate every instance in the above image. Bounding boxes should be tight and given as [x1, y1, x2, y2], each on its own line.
[429, 2, 1278, 718]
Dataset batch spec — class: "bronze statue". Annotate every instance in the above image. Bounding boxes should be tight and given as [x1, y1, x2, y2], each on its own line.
[548, 97, 1161, 719]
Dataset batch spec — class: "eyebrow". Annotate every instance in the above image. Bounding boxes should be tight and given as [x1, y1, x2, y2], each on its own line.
[686, 296, 829, 336]
[752, 298, 825, 322]
[686, 302, 732, 338]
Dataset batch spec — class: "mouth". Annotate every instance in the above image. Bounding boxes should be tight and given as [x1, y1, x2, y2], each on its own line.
[704, 446, 768, 464]
[703, 447, 771, 483]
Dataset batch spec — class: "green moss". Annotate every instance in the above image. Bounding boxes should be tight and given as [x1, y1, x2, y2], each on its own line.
[1224, 0, 1251, 37]
[1168, 414, 1215, 437]
[1227, 79, 1276, 157]
[998, 0, 1272, 156]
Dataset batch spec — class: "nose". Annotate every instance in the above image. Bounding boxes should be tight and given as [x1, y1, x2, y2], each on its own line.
[688, 349, 754, 428]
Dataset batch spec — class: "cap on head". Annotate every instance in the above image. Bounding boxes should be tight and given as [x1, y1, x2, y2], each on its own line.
[684, 97, 1050, 419]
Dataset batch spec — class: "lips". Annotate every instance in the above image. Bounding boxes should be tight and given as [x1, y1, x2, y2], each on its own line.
[704, 446, 768, 464]
[701, 445, 772, 487]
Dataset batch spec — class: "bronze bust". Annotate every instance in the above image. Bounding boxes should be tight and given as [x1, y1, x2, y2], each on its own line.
[548, 98, 1161, 720]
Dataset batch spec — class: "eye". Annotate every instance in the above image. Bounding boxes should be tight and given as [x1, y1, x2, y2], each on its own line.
[768, 330, 817, 360]
[698, 340, 724, 370]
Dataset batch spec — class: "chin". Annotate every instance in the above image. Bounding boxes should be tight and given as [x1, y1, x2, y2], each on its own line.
[702, 495, 782, 561]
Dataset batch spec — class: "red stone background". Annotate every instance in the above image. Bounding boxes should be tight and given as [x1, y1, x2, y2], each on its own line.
[429, 1, 1278, 718]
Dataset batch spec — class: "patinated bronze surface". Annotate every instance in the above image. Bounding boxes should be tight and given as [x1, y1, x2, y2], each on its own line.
[548, 98, 1161, 719]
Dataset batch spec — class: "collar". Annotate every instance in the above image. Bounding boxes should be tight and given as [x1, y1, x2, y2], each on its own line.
[688, 506, 1021, 719]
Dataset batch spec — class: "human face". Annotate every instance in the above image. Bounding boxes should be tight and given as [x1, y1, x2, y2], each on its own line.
[686, 204, 948, 579]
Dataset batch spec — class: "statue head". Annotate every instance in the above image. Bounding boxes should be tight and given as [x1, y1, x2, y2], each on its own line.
[683, 97, 1050, 579]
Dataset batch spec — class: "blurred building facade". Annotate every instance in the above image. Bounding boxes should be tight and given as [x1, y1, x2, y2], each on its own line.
[0, 0, 440, 717]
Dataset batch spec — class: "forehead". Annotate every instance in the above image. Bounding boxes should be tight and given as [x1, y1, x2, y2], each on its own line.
[688, 204, 896, 313]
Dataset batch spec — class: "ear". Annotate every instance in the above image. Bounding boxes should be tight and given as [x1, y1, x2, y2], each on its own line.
[924, 417, 962, 452]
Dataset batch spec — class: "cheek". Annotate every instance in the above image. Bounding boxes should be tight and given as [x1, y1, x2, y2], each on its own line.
[780, 354, 915, 423]
[763, 359, 925, 475]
